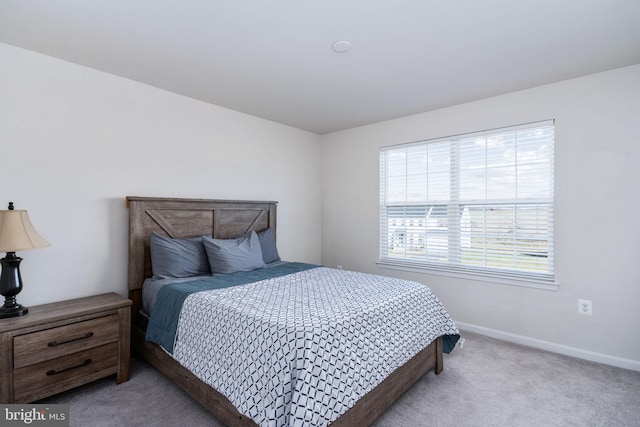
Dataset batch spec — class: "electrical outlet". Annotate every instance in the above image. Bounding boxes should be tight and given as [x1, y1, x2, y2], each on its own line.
[578, 299, 592, 315]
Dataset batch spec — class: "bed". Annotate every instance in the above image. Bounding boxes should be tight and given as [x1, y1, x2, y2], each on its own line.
[126, 196, 459, 426]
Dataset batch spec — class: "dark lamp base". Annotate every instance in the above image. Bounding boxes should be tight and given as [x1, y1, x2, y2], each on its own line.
[0, 253, 28, 318]
[0, 304, 28, 318]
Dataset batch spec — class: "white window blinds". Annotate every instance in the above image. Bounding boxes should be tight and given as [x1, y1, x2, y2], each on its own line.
[379, 120, 555, 284]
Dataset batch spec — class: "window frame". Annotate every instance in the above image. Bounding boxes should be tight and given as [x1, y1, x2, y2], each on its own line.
[378, 120, 557, 290]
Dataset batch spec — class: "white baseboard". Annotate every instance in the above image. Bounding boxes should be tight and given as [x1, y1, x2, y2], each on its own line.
[455, 321, 640, 372]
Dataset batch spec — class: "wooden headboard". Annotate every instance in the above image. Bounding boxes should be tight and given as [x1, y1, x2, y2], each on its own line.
[126, 196, 277, 322]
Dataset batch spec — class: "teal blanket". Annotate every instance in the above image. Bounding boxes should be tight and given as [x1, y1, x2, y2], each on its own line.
[146, 262, 319, 353]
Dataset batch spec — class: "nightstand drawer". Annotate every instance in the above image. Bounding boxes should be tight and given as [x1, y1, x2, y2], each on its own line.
[13, 342, 118, 402]
[13, 315, 119, 369]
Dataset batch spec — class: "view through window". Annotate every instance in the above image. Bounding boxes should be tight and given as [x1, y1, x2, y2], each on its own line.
[379, 120, 555, 283]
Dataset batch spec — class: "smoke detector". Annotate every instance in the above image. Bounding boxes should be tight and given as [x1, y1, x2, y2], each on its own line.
[332, 41, 351, 53]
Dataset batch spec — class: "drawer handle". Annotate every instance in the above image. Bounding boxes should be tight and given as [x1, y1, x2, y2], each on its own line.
[46, 359, 92, 376]
[47, 332, 94, 347]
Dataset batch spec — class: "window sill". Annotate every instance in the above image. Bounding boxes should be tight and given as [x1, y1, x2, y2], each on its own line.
[376, 260, 559, 291]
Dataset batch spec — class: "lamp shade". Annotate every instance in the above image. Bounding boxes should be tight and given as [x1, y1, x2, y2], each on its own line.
[0, 210, 50, 252]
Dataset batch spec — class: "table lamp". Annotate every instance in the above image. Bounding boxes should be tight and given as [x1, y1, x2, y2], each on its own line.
[0, 202, 50, 318]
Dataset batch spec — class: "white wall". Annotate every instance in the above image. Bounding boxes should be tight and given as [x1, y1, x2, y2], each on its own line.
[321, 65, 640, 366]
[0, 43, 322, 305]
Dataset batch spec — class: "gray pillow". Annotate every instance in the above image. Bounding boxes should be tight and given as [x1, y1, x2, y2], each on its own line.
[256, 228, 281, 263]
[149, 231, 211, 278]
[203, 231, 266, 274]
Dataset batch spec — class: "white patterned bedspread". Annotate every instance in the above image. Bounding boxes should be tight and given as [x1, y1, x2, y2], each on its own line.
[172, 267, 459, 427]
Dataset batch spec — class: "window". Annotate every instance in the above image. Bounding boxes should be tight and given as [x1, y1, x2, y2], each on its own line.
[379, 120, 555, 285]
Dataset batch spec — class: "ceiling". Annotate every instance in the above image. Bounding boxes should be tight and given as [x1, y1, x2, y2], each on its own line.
[1, 1, 639, 134]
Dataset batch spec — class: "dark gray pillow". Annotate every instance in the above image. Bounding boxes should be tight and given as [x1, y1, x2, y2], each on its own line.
[256, 228, 281, 263]
[149, 231, 211, 278]
[203, 231, 266, 274]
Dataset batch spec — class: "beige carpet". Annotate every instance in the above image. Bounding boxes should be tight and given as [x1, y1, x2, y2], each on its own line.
[41, 332, 640, 426]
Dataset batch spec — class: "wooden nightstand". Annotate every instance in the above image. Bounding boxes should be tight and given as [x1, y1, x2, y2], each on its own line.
[0, 293, 131, 403]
